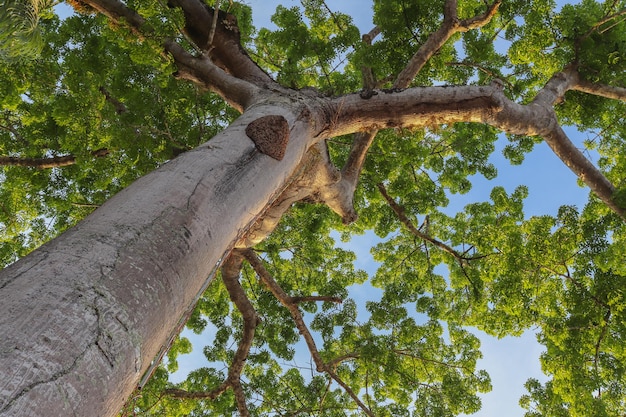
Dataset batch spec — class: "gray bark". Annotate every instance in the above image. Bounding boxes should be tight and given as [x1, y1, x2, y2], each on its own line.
[0, 100, 323, 417]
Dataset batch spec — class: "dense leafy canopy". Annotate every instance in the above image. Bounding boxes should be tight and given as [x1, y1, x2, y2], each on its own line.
[1, 0, 626, 416]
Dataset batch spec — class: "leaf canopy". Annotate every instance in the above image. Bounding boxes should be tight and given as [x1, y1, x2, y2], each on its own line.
[2, 0, 626, 416]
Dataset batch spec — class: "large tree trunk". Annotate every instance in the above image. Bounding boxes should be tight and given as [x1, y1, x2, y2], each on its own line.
[0, 101, 321, 417]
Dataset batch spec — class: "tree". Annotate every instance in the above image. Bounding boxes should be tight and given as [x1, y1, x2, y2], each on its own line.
[0, 0, 625, 416]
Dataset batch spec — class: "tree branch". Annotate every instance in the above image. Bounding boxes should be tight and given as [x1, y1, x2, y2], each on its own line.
[167, 0, 275, 85]
[240, 249, 375, 417]
[543, 125, 624, 218]
[326, 84, 504, 137]
[393, 0, 501, 88]
[164, 40, 259, 112]
[378, 183, 486, 264]
[572, 79, 626, 102]
[524, 67, 625, 218]
[0, 148, 110, 169]
[324, 81, 625, 220]
[82, 0, 264, 110]
[82, 0, 145, 33]
[331, 0, 501, 230]
[99, 86, 127, 114]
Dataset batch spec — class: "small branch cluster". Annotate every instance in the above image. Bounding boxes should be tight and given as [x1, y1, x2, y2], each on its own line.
[164, 248, 374, 415]
[377, 183, 488, 293]
[240, 249, 374, 416]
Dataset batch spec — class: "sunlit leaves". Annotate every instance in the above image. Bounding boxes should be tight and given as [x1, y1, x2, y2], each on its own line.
[3, 0, 626, 415]
[254, 4, 360, 92]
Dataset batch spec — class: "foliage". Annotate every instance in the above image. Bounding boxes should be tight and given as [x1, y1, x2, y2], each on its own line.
[2, 0, 626, 416]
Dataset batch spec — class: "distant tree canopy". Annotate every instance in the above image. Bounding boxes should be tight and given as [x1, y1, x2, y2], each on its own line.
[1, 0, 625, 416]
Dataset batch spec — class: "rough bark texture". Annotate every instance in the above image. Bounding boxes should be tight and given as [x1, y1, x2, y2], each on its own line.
[2, 0, 625, 415]
[0, 101, 324, 417]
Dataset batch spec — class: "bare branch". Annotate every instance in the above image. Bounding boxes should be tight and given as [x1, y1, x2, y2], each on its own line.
[458, 0, 502, 30]
[573, 80, 626, 102]
[207, 0, 221, 48]
[167, 0, 275, 85]
[532, 66, 580, 107]
[542, 125, 624, 219]
[326, 84, 504, 137]
[362, 26, 381, 44]
[83, 0, 268, 108]
[82, 0, 145, 32]
[341, 131, 377, 184]
[536, 64, 626, 105]
[325, 80, 625, 220]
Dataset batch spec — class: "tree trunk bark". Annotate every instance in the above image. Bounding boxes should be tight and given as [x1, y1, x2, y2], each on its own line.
[0, 100, 320, 416]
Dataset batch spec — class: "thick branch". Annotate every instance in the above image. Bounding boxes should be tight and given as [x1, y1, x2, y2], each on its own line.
[167, 0, 274, 85]
[164, 40, 259, 112]
[341, 131, 377, 185]
[537, 65, 626, 104]
[325, 83, 625, 219]
[543, 126, 624, 218]
[338, 0, 500, 227]
[83, 0, 263, 110]
[529, 68, 625, 218]
[532, 66, 580, 107]
[572, 80, 626, 102]
[82, 0, 145, 32]
[393, 0, 501, 88]
[326, 84, 504, 137]
[0, 149, 110, 169]
[240, 249, 374, 417]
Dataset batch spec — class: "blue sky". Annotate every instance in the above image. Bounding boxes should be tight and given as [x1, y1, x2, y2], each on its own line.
[168, 1, 593, 415]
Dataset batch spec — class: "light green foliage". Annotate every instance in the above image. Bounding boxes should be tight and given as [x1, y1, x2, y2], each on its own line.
[0, 0, 56, 60]
[254, 2, 361, 92]
[3, 0, 626, 416]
